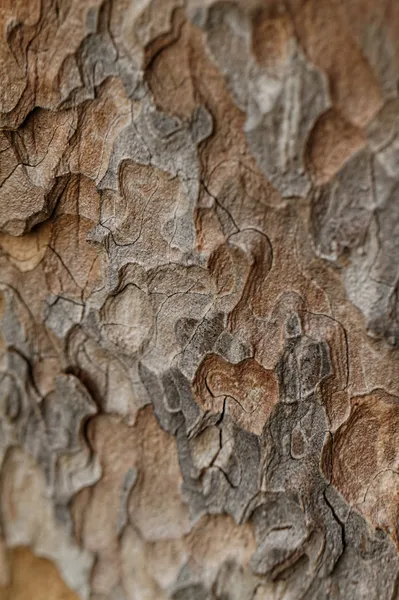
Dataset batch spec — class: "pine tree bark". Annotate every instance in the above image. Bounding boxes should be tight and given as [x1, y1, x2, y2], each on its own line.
[0, 1, 399, 599]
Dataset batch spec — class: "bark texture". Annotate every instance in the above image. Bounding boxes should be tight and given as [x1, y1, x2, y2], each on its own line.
[0, 1, 399, 598]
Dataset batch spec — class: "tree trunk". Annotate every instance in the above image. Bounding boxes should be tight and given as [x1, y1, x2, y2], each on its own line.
[0, 1, 399, 599]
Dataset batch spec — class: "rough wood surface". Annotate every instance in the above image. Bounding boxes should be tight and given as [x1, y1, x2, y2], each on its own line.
[0, 1, 398, 598]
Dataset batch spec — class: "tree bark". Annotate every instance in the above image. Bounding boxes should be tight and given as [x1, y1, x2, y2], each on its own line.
[0, 1, 399, 599]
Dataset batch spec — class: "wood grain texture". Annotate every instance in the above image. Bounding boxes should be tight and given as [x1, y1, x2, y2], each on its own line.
[0, 1, 398, 599]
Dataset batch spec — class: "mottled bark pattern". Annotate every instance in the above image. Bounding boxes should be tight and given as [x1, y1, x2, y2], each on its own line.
[0, 1, 399, 599]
